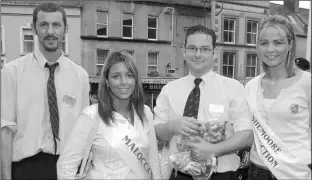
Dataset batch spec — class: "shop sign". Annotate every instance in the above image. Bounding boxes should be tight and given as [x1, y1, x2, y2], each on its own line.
[143, 83, 165, 91]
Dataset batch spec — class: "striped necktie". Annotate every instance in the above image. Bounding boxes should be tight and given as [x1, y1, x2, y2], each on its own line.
[45, 62, 60, 154]
[183, 78, 202, 119]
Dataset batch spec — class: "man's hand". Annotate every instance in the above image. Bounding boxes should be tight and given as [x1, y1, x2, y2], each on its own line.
[170, 117, 200, 136]
[185, 136, 217, 162]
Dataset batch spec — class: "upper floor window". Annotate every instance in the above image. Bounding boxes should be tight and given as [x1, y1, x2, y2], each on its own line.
[147, 52, 158, 75]
[246, 20, 258, 45]
[96, 10, 108, 37]
[148, 16, 158, 40]
[1, 26, 5, 55]
[21, 27, 34, 54]
[246, 54, 258, 78]
[123, 14, 133, 39]
[96, 49, 109, 76]
[223, 18, 235, 43]
[222, 52, 236, 78]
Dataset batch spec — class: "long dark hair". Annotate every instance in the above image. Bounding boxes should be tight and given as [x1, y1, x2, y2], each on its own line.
[97, 50, 147, 126]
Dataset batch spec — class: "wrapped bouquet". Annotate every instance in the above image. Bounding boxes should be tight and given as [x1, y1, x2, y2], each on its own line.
[169, 121, 227, 180]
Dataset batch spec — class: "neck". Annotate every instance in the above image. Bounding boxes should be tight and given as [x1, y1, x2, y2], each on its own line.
[114, 99, 130, 114]
[190, 68, 211, 78]
[267, 65, 288, 80]
[39, 46, 62, 63]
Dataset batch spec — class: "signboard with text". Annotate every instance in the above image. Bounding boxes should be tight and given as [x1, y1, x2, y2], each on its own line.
[143, 83, 165, 91]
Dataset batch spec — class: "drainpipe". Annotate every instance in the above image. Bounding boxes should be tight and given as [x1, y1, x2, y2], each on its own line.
[165, 7, 175, 70]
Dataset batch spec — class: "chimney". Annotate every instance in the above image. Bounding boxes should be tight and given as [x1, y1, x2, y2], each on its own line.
[284, 0, 299, 14]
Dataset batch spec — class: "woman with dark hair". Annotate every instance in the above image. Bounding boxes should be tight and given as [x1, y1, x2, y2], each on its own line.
[245, 15, 311, 179]
[57, 51, 162, 179]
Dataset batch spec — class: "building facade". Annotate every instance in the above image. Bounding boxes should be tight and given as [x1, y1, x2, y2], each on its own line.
[1, 1, 82, 67]
[81, 0, 212, 108]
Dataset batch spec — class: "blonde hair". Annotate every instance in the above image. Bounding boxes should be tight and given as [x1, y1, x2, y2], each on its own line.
[257, 14, 296, 78]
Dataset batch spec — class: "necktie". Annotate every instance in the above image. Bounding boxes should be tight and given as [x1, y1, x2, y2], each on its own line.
[183, 78, 202, 119]
[45, 62, 60, 154]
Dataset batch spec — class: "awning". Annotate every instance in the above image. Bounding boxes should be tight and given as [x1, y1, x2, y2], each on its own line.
[89, 76, 178, 84]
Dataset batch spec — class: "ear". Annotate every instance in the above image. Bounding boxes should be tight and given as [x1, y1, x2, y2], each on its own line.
[183, 48, 186, 58]
[288, 40, 293, 51]
[105, 79, 109, 87]
[31, 23, 37, 35]
[64, 24, 68, 34]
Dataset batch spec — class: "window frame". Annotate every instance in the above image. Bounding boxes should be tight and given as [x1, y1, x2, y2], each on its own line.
[122, 13, 133, 39]
[147, 51, 159, 74]
[222, 17, 237, 44]
[20, 26, 36, 55]
[1, 26, 5, 55]
[147, 16, 158, 40]
[245, 52, 259, 78]
[246, 19, 259, 45]
[221, 51, 237, 78]
[96, 10, 109, 37]
[96, 49, 109, 76]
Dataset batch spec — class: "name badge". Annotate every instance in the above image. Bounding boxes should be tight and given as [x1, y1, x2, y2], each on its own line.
[209, 104, 224, 113]
[63, 95, 76, 107]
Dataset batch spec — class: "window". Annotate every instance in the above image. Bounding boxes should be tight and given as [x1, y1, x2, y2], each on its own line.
[246, 54, 258, 78]
[96, 10, 108, 37]
[148, 17, 158, 40]
[246, 20, 258, 45]
[62, 34, 69, 55]
[123, 14, 133, 38]
[147, 52, 158, 74]
[21, 28, 34, 54]
[1, 26, 4, 55]
[222, 52, 236, 78]
[1, 57, 5, 68]
[96, 49, 109, 76]
[223, 18, 235, 43]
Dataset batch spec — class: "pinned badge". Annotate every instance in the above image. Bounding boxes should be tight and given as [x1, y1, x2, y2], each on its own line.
[289, 104, 299, 114]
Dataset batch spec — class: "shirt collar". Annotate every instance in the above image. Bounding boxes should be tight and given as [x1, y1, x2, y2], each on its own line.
[34, 48, 64, 69]
[186, 69, 215, 86]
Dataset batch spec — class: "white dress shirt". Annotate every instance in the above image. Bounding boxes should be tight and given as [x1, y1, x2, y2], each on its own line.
[1, 49, 90, 161]
[154, 70, 253, 173]
[250, 72, 311, 166]
[57, 105, 158, 179]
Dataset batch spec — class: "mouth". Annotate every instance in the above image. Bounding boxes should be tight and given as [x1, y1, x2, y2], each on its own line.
[266, 55, 278, 59]
[118, 88, 130, 93]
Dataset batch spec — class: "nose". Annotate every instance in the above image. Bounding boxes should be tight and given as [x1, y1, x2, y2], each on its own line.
[267, 43, 274, 52]
[47, 24, 54, 34]
[195, 48, 201, 57]
[120, 75, 127, 85]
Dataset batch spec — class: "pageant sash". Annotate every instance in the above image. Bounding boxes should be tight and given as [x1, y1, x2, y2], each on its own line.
[246, 76, 311, 180]
[101, 113, 154, 179]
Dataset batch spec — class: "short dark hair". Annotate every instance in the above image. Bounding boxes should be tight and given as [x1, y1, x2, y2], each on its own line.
[295, 57, 310, 71]
[184, 24, 216, 49]
[33, 2, 67, 26]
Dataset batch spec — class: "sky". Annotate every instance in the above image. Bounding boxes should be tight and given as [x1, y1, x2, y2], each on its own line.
[271, 1, 311, 9]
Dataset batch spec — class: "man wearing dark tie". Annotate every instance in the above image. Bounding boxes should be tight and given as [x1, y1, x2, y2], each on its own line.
[1, 2, 89, 179]
[154, 24, 253, 180]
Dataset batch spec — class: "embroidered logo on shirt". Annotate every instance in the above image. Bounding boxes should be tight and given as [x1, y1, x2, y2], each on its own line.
[289, 104, 299, 114]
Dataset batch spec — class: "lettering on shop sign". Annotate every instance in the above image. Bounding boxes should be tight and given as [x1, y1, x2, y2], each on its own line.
[143, 84, 165, 91]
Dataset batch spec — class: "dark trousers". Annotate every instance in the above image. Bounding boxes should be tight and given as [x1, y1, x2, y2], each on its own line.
[170, 169, 238, 180]
[247, 162, 312, 180]
[12, 152, 59, 180]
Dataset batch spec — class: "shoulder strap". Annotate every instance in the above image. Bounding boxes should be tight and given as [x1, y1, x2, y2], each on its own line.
[76, 105, 100, 178]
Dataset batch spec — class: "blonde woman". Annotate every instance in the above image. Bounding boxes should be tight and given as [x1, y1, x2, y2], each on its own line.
[245, 15, 311, 180]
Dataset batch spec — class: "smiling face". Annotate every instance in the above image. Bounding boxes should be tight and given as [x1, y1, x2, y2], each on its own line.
[257, 26, 292, 69]
[183, 33, 214, 77]
[106, 62, 135, 101]
[32, 11, 67, 52]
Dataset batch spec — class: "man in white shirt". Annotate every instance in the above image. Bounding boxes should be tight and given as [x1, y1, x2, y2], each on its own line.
[1, 2, 90, 179]
[154, 25, 253, 180]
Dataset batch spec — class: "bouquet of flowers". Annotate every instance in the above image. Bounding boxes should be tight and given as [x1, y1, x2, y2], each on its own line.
[169, 121, 227, 180]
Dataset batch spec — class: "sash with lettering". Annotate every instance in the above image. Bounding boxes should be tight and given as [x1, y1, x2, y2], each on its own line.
[245, 74, 311, 179]
[101, 108, 162, 180]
